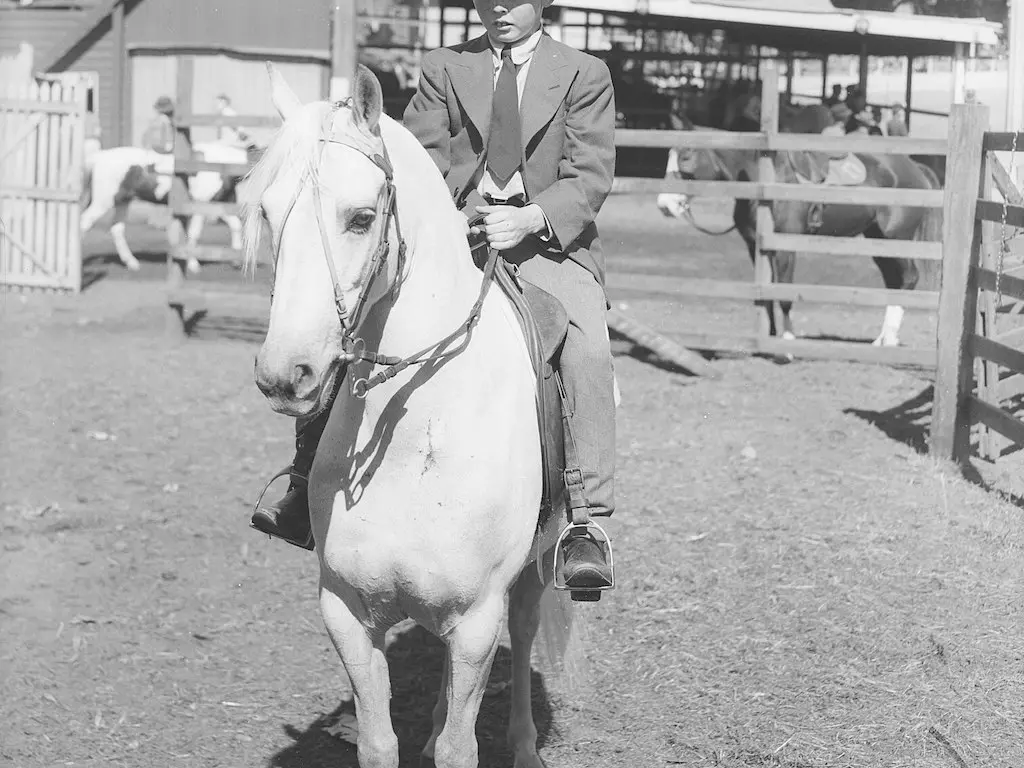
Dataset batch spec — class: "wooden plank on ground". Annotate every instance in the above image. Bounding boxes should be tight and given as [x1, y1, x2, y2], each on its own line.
[760, 232, 942, 260]
[975, 199, 1024, 228]
[967, 395, 1024, 445]
[606, 308, 720, 378]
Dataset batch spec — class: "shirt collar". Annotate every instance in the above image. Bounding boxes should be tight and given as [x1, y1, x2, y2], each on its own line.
[487, 27, 543, 67]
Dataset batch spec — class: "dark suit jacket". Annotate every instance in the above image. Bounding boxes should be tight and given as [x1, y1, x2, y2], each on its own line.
[402, 33, 616, 287]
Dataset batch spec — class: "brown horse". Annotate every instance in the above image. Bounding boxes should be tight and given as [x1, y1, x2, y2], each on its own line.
[664, 105, 943, 347]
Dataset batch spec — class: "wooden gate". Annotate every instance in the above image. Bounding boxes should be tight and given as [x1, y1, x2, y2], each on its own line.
[0, 81, 87, 293]
[931, 104, 1024, 462]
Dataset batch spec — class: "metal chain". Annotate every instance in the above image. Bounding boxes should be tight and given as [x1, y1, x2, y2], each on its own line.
[995, 131, 1020, 308]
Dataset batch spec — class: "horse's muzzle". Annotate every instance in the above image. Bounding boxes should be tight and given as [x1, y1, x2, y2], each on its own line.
[254, 352, 325, 417]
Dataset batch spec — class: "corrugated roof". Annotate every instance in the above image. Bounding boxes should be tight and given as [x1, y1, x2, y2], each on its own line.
[557, 0, 1002, 54]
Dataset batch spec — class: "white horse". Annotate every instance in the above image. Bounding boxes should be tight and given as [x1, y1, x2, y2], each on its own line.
[247, 64, 573, 768]
[80, 142, 247, 274]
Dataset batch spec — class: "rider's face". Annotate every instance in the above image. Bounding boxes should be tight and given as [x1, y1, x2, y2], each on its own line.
[473, 0, 552, 45]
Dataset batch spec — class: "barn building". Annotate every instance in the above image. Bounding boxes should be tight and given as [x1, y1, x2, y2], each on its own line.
[0, 0, 334, 149]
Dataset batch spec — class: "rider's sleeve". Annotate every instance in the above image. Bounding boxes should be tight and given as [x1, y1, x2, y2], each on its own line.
[403, 52, 451, 178]
[529, 56, 616, 250]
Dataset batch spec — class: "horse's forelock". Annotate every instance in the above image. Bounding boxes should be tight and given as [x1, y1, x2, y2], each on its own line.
[241, 101, 333, 275]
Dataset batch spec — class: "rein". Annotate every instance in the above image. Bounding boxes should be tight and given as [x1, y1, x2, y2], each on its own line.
[674, 146, 737, 237]
[270, 101, 499, 399]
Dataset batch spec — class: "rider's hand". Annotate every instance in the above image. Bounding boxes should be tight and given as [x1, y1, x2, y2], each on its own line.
[475, 204, 547, 251]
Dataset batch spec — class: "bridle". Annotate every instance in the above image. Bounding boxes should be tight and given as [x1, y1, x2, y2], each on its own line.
[268, 100, 499, 399]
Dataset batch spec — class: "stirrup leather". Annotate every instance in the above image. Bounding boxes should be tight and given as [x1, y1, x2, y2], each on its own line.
[552, 520, 615, 595]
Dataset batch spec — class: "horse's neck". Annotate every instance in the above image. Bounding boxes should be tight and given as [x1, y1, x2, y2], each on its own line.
[373, 126, 483, 355]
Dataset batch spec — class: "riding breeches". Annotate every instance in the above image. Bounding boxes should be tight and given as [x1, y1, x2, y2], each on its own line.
[504, 248, 617, 517]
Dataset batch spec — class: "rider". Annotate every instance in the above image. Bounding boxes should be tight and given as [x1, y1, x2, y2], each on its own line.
[251, 0, 618, 592]
[142, 96, 175, 154]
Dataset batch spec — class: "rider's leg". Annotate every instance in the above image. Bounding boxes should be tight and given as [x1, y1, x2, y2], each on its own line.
[512, 252, 616, 591]
[251, 404, 332, 551]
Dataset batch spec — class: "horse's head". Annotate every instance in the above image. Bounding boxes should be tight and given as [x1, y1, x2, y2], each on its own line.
[246, 64, 400, 417]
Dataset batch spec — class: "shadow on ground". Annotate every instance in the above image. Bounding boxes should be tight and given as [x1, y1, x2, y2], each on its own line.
[268, 625, 556, 768]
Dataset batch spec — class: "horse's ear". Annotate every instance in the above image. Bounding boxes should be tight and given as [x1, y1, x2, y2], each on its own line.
[267, 62, 303, 121]
[352, 64, 383, 135]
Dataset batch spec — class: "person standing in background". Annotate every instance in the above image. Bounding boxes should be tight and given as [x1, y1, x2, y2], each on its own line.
[214, 93, 252, 147]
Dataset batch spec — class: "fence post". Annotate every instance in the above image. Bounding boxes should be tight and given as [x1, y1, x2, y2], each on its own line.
[931, 104, 990, 462]
[753, 62, 778, 345]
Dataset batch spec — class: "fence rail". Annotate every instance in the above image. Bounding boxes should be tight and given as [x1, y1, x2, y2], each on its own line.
[610, 62, 947, 367]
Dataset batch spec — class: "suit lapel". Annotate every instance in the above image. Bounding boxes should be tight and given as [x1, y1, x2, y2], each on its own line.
[520, 34, 575, 150]
[446, 35, 494, 140]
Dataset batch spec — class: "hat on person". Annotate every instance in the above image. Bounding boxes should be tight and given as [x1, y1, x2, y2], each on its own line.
[153, 96, 175, 115]
[830, 103, 852, 122]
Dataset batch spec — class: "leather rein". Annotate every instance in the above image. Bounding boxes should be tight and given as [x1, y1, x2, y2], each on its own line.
[269, 101, 499, 399]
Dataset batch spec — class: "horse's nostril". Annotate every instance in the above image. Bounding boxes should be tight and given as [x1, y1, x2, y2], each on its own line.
[292, 363, 316, 398]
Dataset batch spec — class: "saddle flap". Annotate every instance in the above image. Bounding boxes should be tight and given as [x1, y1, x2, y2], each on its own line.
[493, 261, 569, 367]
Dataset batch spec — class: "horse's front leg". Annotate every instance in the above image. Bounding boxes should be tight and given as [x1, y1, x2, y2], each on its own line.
[432, 596, 505, 768]
[506, 560, 549, 768]
[737, 201, 781, 337]
[319, 582, 399, 768]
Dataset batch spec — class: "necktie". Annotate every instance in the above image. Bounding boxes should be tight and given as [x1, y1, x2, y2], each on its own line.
[487, 46, 522, 188]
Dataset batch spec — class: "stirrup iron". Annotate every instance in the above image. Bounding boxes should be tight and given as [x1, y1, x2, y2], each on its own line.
[552, 520, 615, 601]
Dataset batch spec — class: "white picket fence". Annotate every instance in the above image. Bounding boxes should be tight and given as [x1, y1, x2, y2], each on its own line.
[1, 80, 87, 293]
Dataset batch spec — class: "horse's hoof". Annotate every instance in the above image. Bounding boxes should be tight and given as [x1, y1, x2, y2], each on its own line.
[420, 754, 436, 768]
[125, 260, 141, 272]
[186, 259, 201, 275]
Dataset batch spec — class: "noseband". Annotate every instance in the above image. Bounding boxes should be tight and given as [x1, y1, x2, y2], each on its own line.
[268, 100, 499, 398]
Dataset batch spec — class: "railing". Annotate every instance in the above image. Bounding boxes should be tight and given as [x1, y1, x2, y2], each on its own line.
[610, 63, 947, 367]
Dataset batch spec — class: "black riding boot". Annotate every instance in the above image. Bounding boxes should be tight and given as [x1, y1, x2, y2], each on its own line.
[560, 530, 613, 591]
[251, 406, 332, 551]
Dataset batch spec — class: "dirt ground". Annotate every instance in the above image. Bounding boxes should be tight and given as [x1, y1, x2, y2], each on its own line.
[2, 195, 1023, 768]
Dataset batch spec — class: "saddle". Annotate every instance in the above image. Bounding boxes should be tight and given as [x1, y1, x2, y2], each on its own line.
[470, 234, 570, 524]
[791, 150, 867, 187]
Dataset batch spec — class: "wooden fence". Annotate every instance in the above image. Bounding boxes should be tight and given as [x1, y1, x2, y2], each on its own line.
[166, 54, 280, 336]
[0, 81, 86, 293]
[931, 103, 1024, 463]
[611, 63, 947, 368]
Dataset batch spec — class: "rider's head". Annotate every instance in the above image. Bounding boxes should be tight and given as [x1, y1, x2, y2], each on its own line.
[473, 0, 553, 47]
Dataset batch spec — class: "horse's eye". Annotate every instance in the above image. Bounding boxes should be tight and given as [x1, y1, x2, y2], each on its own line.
[348, 210, 376, 234]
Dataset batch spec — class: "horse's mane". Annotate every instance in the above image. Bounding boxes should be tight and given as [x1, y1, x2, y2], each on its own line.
[241, 101, 334, 274]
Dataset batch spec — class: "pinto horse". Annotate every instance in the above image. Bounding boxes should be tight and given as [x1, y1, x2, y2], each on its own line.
[80, 142, 249, 274]
[245, 64, 573, 768]
[662, 107, 942, 347]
